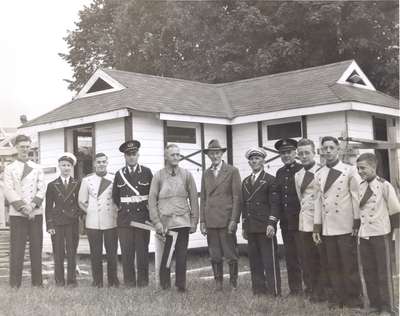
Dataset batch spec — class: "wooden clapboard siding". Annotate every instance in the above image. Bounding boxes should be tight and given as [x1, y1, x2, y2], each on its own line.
[131, 112, 164, 174]
[95, 118, 125, 173]
[232, 122, 258, 179]
[39, 128, 65, 183]
[203, 123, 227, 169]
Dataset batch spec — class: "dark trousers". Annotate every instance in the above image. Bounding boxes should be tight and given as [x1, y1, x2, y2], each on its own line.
[86, 228, 119, 287]
[54, 222, 79, 285]
[118, 226, 150, 287]
[207, 227, 238, 264]
[360, 234, 394, 312]
[9, 215, 43, 288]
[324, 234, 362, 305]
[281, 229, 304, 293]
[247, 233, 281, 295]
[159, 227, 189, 290]
[300, 232, 330, 297]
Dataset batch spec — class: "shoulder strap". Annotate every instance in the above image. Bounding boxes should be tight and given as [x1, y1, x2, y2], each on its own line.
[118, 169, 140, 195]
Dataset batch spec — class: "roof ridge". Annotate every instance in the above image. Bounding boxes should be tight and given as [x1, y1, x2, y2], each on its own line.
[216, 59, 354, 87]
[103, 68, 212, 86]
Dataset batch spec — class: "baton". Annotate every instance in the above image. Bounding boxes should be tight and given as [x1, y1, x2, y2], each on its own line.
[271, 236, 278, 296]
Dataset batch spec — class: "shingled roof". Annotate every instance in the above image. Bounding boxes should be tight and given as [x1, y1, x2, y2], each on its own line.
[22, 60, 399, 128]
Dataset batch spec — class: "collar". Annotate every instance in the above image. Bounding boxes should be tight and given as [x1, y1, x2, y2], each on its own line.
[127, 164, 138, 173]
[304, 161, 316, 171]
[366, 175, 377, 183]
[96, 171, 107, 177]
[16, 158, 29, 163]
[252, 169, 263, 178]
[326, 159, 339, 168]
[60, 176, 71, 183]
[211, 160, 223, 171]
[165, 165, 179, 176]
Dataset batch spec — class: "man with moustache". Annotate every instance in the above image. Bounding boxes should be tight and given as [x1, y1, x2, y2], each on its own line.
[241, 147, 281, 296]
[45, 152, 81, 286]
[312, 136, 362, 309]
[268, 138, 306, 296]
[4, 135, 46, 288]
[200, 139, 241, 291]
[113, 140, 153, 287]
[79, 153, 119, 287]
[149, 144, 199, 292]
[294, 138, 329, 302]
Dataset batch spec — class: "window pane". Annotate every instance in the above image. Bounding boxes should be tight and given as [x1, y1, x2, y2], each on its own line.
[267, 121, 301, 140]
[166, 126, 196, 144]
[372, 117, 387, 141]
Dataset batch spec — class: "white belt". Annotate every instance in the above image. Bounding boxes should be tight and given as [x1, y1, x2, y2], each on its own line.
[120, 195, 149, 203]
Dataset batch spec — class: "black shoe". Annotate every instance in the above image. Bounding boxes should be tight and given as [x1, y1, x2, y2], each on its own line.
[228, 261, 238, 289]
[345, 297, 363, 309]
[177, 286, 186, 293]
[328, 301, 344, 310]
[252, 287, 267, 296]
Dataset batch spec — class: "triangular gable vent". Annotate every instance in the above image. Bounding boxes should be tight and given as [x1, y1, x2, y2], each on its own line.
[336, 60, 375, 91]
[346, 70, 366, 85]
[75, 69, 126, 99]
[87, 78, 113, 93]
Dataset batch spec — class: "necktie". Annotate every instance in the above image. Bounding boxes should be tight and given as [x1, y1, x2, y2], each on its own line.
[64, 178, 68, 188]
[359, 184, 373, 208]
[251, 174, 256, 185]
[212, 166, 218, 178]
[171, 168, 176, 176]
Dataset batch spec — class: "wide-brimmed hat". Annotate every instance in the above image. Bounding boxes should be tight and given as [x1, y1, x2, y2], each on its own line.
[119, 140, 141, 154]
[203, 139, 227, 154]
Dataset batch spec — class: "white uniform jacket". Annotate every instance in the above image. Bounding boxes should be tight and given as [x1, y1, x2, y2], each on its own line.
[358, 177, 400, 238]
[79, 172, 117, 230]
[313, 161, 360, 236]
[3, 159, 45, 217]
[295, 163, 320, 232]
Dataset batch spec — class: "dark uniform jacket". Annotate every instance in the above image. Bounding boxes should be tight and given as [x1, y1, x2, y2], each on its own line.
[241, 170, 280, 233]
[272, 162, 302, 231]
[112, 165, 153, 227]
[45, 177, 81, 230]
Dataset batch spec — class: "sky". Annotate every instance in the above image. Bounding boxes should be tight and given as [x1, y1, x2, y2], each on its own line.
[0, 0, 92, 128]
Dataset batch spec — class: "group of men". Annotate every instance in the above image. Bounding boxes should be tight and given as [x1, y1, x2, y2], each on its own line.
[3, 134, 399, 315]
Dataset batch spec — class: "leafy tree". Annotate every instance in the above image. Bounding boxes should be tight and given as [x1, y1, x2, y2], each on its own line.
[61, 0, 399, 97]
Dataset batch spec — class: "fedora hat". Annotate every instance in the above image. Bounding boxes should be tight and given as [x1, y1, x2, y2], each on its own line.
[203, 139, 227, 154]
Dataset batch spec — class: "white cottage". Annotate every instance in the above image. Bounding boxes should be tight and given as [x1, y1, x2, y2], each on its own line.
[19, 59, 399, 250]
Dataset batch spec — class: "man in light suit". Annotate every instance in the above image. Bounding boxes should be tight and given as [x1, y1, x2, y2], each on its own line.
[294, 138, 329, 302]
[3, 135, 46, 288]
[200, 139, 241, 291]
[312, 136, 362, 309]
[79, 153, 119, 287]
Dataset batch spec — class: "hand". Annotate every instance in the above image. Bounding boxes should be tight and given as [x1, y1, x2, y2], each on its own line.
[312, 232, 322, 245]
[20, 205, 32, 217]
[266, 225, 275, 238]
[228, 221, 237, 234]
[242, 229, 248, 240]
[30, 202, 37, 210]
[28, 212, 36, 220]
[200, 223, 207, 236]
[189, 224, 197, 234]
[47, 229, 55, 235]
[351, 228, 358, 237]
[155, 223, 165, 236]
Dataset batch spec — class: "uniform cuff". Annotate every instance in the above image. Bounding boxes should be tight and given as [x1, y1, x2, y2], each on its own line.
[353, 219, 361, 230]
[390, 213, 399, 230]
[32, 196, 43, 208]
[11, 200, 25, 211]
[313, 224, 322, 234]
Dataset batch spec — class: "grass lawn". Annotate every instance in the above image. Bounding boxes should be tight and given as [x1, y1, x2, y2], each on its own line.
[0, 251, 394, 316]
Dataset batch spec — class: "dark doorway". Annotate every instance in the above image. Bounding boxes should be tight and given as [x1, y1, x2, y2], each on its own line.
[72, 125, 94, 180]
[373, 117, 390, 181]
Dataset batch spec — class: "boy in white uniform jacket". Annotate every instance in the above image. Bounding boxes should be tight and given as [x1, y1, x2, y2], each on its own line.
[356, 153, 399, 315]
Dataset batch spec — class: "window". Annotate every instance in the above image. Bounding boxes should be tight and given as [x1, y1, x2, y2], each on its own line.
[346, 70, 366, 86]
[72, 125, 94, 179]
[267, 121, 302, 140]
[87, 78, 113, 93]
[166, 126, 196, 144]
[372, 117, 387, 141]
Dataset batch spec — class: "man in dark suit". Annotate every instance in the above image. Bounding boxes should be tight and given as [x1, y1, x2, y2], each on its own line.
[112, 140, 153, 287]
[45, 152, 81, 286]
[200, 139, 241, 291]
[269, 138, 306, 296]
[242, 147, 281, 296]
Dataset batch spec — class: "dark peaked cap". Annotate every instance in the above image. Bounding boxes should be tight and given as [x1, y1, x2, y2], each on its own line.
[274, 138, 298, 152]
[119, 140, 141, 153]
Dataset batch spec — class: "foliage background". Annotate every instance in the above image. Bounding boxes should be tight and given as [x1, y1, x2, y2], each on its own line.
[61, 0, 399, 98]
